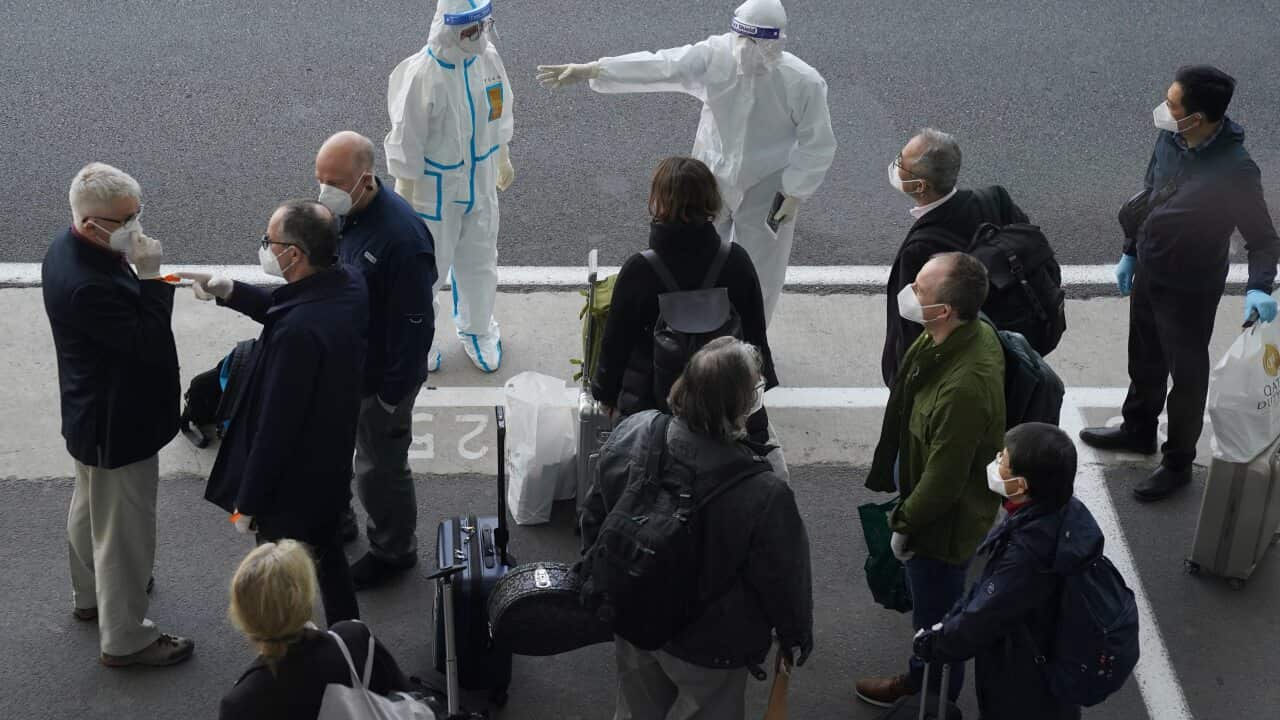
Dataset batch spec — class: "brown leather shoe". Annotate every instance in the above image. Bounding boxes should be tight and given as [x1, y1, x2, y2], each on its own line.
[855, 673, 914, 707]
[100, 633, 195, 668]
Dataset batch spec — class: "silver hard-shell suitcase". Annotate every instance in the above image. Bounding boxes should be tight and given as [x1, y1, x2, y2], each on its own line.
[1187, 432, 1280, 588]
[577, 249, 613, 520]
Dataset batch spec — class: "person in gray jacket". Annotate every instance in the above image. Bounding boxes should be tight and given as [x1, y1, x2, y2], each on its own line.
[580, 337, 813, 720]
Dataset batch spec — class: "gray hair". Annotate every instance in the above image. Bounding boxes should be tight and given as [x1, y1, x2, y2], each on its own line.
[912, 128, 962, 195]
[69, 162, 141, 226]
[667, 337, 763, 443]
[931, 251, 989, 321]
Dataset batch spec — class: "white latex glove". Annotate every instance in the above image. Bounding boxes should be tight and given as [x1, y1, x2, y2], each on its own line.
[536, 62, 600, 89]
[496, 144, 515, 192]
[231, 511, 255, 534]
[129, 233, 164, 280]
[891, 532, 914, 562]
[772, 195, 800, 225]
[177, 272, 234, 301]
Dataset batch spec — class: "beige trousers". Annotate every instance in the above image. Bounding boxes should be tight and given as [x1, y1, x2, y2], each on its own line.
[68, 456, 161, 656]
[614, 637, 748, 720]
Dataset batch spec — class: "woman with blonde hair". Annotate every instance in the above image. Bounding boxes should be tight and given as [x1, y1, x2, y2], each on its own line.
[219, 541, 414, 719]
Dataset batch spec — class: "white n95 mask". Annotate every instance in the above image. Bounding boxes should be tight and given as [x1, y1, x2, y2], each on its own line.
[888, 161, 924, 195]
[258, 245, 297, 279]
[897, 284, 944, 325]
[318, 183, 354, 216]
[1153, 101, 1199, 134]
[92, 217, 142, 253]
[986, 459, 1011, 497]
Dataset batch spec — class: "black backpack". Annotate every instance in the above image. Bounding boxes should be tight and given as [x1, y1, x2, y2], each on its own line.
[981, 317, 1065, 428]
[178, 339, 256, 448]
[577, 414, 771, 651]
[1027, 555, 1140, 706]
[968, 221, 1067, 357]
[643, 240, 743, 412]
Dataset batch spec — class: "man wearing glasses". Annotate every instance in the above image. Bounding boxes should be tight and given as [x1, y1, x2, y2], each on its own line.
[881, 128, 1028, 387]
[43, 162, 193, 667]
[186, 200, 370, 626]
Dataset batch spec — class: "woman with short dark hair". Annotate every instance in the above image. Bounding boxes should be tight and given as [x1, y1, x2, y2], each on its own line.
[581, 337, 812, 719]
[911, 422, 1095, 720]
[592, 157, 784, 473]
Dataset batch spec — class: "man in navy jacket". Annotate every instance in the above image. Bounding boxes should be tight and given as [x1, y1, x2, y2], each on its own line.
[43, 162, 193, 668]
[193, 200, 369, 625]
[1081, 65, 1280, 501]
[315, 132, 437, 590]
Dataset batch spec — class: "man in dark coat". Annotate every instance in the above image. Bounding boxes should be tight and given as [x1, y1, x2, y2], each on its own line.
[43, 162, 194, 668]
[188, 200, 369, 625]
[314, 131, 437, 590]
[1081, 65, 1280, 501]
[913, 422, 1096, 720]
[882, 127, 1028, 387]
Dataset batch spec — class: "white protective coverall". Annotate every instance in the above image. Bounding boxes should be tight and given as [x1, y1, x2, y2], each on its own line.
[589, 0, 835, 323]
[385, 0, 513, 372]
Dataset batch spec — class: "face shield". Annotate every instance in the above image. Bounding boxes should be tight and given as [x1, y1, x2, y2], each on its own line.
[731, 17, 784, 75]
[443, 1, 494, 55]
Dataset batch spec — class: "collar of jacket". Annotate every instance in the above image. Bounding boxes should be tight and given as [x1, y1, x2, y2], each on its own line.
[978, 497, 1103, 574]
[1167, 116, 1241, 156]
[69, 225, 128, 266]
[666, 416, 774, 475]
[899, 318, 984, 386]
[649, 221, 720, 255]
[342, 176, 386, 231]
[906, 189, 968, 235]
[268, 266, 350, 315]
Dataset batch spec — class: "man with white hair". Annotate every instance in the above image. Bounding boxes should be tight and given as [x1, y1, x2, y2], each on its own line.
[41, 162, 194, 667]
[537, 0, 837, 324]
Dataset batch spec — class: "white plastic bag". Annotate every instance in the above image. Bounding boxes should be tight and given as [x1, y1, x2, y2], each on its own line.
[1207, 320, 1280, 463]
[504, 372, 577, 525]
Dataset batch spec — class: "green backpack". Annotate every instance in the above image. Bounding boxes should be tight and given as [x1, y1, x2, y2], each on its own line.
[572, 263, 616, 384]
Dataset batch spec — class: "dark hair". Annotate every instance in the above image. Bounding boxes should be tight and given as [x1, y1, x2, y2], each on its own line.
[931, 252, 989, 321]
[1005, 422, 1077, 509]
[667, 337, 760, 443]
[278, 200, 338, 268]
[1175, 65, 1236, 122]
[648, 157, 722, 224]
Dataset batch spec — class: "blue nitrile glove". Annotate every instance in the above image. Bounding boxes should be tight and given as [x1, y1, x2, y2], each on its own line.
[1115, 254, 1136, 297]
[1245, 290, 1278, 323]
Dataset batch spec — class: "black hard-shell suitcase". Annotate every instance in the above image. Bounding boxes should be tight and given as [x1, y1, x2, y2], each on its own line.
[487, 561, 613, 656]
[879, 662, 963, 720]
[433, 405, 514, 705]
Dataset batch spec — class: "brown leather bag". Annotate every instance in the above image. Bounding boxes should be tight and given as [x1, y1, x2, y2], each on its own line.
[763, 647, 792, 720]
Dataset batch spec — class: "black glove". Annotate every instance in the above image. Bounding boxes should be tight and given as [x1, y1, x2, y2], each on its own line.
[913, 625, 940, 663]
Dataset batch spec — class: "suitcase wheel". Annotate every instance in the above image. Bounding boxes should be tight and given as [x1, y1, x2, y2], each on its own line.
[1183, 559, 1200, 576]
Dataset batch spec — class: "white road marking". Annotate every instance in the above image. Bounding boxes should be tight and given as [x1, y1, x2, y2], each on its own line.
[0, 262, 1253, 288]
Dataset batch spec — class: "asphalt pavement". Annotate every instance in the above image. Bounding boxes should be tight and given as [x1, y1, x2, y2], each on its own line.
[3, 1, 1279, 267]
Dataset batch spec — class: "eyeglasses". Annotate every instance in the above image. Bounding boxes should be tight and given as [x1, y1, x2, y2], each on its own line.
[460, 17, 495, 41]
[893, 155, 925, 180]
[260, 234, 305, 253]
[88, 203, 145, 228]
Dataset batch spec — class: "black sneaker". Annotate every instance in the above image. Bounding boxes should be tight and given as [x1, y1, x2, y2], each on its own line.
[1133, 465, 1192, 502]
[1079, 426, 1157, 455]
[351, 552, 417, 591]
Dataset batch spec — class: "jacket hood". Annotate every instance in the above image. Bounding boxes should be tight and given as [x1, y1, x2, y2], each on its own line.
[993, 497, 1103, 575]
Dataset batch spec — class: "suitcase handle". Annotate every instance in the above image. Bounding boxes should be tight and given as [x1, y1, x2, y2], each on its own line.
[494, 405, 510, 565]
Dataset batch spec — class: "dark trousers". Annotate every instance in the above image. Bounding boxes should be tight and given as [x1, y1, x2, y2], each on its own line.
[1121, 270, 1223, 470]
[905, 554, 968, 701]
[351, 389, 422, 564]
[257, 512, 360, 625]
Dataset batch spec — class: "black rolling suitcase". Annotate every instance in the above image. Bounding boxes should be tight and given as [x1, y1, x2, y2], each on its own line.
[433, 405, 515, 705]
[879, 662, 963, 720]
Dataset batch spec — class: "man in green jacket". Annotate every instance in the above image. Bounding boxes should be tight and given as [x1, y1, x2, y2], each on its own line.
[856, 252, 1006, 708]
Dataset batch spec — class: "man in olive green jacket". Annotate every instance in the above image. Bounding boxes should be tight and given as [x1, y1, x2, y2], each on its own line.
[856, 252, 1006, 709]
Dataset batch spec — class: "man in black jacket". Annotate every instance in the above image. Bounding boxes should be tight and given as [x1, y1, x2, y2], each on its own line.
[882, 128, 1028, 387]
[1081, 66, 1280, 501]
[314, 132, 437, 590]
[43, 162, 194, 667]
[189, 200, 370, 625]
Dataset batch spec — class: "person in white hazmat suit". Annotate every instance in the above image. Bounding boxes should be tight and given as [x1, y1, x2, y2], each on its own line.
[385, 0, 515, 373]
[537, 0, 835, 324]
